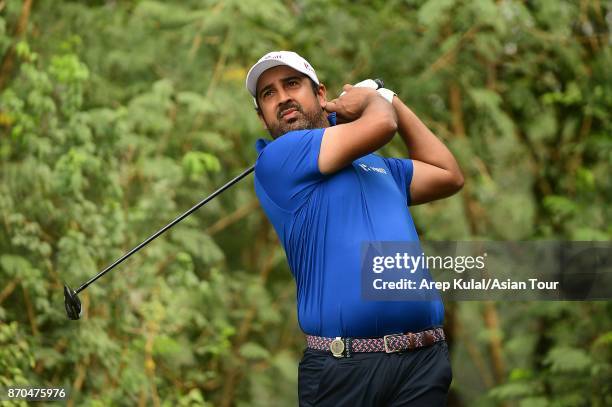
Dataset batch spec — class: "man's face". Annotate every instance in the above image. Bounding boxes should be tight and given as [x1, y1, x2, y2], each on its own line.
[256, 65, 329, 138]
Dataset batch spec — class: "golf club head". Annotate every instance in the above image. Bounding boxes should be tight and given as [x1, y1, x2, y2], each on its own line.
[64, 285, 82, 320]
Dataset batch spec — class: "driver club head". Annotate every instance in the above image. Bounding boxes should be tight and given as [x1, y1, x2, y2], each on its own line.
[64, 285, 82, 320]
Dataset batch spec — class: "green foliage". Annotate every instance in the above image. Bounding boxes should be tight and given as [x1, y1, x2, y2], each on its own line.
[0, 0, 610, 406]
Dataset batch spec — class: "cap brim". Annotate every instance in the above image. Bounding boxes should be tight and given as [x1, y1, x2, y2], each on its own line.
[246, 59, 289, 97]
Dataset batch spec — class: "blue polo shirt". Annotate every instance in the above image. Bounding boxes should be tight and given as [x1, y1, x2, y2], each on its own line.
[254, 128, 444, 337]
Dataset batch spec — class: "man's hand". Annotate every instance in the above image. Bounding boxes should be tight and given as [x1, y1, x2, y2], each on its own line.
[318, 85, 397, 174]
[323, 84, 382, 124]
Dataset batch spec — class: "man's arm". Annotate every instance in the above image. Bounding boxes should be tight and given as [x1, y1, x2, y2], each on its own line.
[319, 85, 397, 174]
[392, 96, 464, 205]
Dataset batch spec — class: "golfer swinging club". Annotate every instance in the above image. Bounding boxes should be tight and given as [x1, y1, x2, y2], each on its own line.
[246, 51, 464, 406]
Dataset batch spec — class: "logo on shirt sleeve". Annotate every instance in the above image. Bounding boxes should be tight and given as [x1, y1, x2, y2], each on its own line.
[359, 163, 387, 174]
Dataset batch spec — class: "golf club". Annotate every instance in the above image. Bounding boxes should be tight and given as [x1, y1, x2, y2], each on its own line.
[64, 164, 254, 320]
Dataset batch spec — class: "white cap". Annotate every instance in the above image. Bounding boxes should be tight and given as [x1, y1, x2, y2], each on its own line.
[246, 51, 319, 99]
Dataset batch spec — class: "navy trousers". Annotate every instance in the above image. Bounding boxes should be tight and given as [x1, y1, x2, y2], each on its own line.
[298, 340, 452, 406]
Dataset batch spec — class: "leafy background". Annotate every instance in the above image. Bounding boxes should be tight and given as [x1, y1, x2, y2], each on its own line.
[0, 0, 610, 406]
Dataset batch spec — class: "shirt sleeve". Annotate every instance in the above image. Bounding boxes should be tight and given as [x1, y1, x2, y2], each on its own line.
[381, 157, 414, 205]
[255, 129, 326, 211]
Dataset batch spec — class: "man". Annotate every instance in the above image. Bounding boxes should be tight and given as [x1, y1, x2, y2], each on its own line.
[245, 51, 463, 406]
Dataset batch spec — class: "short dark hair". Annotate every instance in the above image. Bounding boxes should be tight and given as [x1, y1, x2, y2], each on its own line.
[255, 78, 319, 114]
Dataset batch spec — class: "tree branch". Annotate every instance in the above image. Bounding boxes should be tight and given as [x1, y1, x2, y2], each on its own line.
[456, 312, 495, 387]
[22, 284, 39, 336]
[420, 25, 479, 80]
[67, 356, 90, 407]
[0, 0, 33, 91]
[0, 278, 18, 305]
[483, 300, 506, 384]
[205, 199, 259, 236]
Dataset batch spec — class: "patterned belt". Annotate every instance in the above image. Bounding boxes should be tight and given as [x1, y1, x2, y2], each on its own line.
[306, 327, 445, 358]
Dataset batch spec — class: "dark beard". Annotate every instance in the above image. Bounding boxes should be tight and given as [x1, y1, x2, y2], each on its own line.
[267, 103, 329, 139]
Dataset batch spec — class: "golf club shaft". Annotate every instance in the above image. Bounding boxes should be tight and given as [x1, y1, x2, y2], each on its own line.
[75, 164, 255, 294]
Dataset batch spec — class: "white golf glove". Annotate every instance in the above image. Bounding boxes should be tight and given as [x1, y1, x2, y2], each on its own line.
[340, 79, 395, 103]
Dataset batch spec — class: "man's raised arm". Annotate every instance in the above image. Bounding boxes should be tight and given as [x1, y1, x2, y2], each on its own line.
[318, 85, 397, 174]
[391, 96, 464, 205]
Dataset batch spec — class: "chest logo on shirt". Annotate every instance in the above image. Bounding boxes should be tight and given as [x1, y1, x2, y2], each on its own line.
[358, 163, 387, 174]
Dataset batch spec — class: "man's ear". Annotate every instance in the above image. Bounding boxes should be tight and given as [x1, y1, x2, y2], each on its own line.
[317, 83, 327, 109]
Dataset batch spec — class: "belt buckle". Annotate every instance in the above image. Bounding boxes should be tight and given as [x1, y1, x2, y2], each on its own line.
[330, 337, 345, 358]
[383, 334, 402, 353]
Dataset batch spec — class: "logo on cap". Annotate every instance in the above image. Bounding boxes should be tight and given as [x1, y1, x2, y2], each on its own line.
[265, 54, 283, 60]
